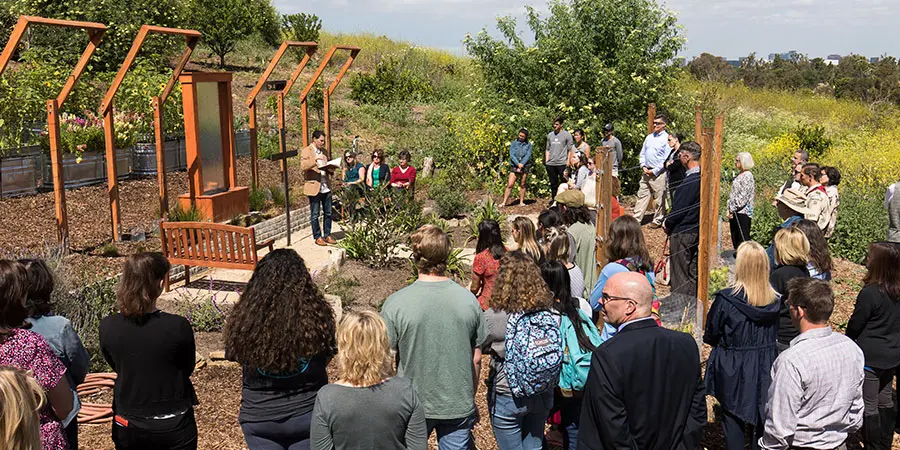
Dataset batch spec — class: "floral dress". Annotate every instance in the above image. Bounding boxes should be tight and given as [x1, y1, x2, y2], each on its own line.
[0, 328, 69, 450]
[472, 249, 500, 310]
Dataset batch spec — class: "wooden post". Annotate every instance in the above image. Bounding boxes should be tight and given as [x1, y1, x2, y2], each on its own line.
[301, 100, 309, 147]
[697, 124, 716, 327]
[594, 146, 614, 273]
[249, 101, 258, 188]
[710, 116, 725, 263]
[647, 103, 656, 134]
[46, 99, 68, 247]
[323, 90, 331, 158]
[102, 108, 121, 240]
[153, 97, 168, 219]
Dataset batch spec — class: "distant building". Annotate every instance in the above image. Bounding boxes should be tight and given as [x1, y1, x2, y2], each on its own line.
[870, 57, 881, 64]
[825, 54, 842, 66]
[767, 50, 800, 62]
[726, 60, 741, 68]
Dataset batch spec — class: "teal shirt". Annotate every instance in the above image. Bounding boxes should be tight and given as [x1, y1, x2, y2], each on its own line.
[381, 279, 487, 420]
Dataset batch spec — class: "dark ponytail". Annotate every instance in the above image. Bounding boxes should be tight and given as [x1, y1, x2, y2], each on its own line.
[540, 260, 595, 352]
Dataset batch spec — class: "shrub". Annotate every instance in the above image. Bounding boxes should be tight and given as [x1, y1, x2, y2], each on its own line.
[430, 183, 470, 218]
[270, 186, 286, 207]
[170, 203, 203, 222]
[829, 189, 888, 263]
[349, 55, 434, 105]
[54, 278, 119, 373]
[338, 186, 424, 267]
[172, 286, 231, 332]
[793, 124, 831, 160]
[321, 270, 360, 308]
[468, 197, 507, 242]
[99, 243, 120, 257]
[249, 187, 267, 212]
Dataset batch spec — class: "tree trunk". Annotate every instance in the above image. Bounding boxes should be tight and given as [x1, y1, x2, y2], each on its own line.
[219, 53, 226, 68]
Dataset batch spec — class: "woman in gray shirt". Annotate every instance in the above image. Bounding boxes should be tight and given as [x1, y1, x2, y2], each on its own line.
[311, 311, 426, 450]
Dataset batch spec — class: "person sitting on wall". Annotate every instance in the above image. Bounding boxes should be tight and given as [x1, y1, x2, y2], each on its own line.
[366, 149, 391, 190]
[390, 150, 417, 195]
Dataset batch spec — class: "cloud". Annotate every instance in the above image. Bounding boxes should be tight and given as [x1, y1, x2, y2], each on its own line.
[273, 0, 898, 59]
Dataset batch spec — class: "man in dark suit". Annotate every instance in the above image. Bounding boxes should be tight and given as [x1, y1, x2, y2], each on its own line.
[579, 272, 706, 450]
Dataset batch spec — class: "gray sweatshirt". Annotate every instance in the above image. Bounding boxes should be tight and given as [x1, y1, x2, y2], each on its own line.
[546, 130, 573, 165]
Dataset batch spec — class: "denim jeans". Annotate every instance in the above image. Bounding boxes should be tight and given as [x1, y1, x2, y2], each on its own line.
[488, 390, 553, 450]
[308, 191, 332, 240]
[426, 414, 476, 450]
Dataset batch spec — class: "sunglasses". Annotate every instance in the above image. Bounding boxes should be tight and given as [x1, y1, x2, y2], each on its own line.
[653, 121, 665, 126]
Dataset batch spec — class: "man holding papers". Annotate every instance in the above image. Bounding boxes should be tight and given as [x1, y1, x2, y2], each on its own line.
[301, 130, 338, 246]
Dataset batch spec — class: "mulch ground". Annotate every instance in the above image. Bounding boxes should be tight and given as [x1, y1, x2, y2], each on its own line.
[67, 192, 883, 450]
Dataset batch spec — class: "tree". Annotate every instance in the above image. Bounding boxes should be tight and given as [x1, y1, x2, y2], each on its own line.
[252, 0, 282, 47]
[191, 0, 253, 67]
[282, 13, 322, 43]
[688, 53, 735, 82]
[465, 0, 683, 122]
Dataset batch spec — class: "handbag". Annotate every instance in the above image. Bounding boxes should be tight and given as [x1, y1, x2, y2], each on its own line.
[581, 173, 597, 208]
[655, 237, 671, 286]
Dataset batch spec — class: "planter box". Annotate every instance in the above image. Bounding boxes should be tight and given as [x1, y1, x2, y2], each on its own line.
[0, 145, 42, 197]
[42, 151, 106, 189]
[132, 139, 186, 175]
[235, 130, 251, 157]
[115, 148, 132, 180]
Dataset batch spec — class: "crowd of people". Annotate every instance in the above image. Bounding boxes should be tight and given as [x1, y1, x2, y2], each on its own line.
[1, 117, 900, 450]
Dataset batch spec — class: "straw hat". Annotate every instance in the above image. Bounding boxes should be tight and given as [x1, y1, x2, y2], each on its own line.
[775, 188, 810, 215]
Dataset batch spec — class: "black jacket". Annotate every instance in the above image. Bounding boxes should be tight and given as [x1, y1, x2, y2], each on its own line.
[770, 264, 810, 345]
[666, 154, 686, 191]
[846, 284, 900, 370]
[578, 319, 706, 450]
[665, 171, 700, 235]
[703, 289, 780, 424]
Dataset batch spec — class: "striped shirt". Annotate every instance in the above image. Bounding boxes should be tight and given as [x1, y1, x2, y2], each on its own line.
[759, 327, 864, 450]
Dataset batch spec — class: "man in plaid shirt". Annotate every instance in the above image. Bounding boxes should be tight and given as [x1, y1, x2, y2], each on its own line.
[759, 278, 864, 450]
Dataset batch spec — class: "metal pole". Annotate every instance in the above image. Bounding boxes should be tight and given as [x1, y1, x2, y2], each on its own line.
[278, 94, 292, 246]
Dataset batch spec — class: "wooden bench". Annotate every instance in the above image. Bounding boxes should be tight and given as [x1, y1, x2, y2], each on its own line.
[160, 221, 275, 290]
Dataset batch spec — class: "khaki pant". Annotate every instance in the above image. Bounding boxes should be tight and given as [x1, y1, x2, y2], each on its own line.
[632, 171, 667, 224]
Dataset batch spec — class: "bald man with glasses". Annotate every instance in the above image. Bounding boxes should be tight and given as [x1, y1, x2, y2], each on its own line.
[579, 272, 706, 450]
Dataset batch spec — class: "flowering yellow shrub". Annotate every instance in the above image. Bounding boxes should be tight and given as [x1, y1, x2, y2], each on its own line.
[822, 129, 900, 189]
[756, 133, 800, 167]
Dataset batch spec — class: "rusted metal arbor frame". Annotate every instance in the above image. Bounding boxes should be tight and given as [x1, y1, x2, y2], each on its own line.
[298, 45, 361, 157]
[0, 16, 107, 248]
[99, 25, 201, 240]
[245, 41, 318, 188]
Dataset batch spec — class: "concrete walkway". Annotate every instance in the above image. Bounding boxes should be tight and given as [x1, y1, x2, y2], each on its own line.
[159, 222, 347, 306]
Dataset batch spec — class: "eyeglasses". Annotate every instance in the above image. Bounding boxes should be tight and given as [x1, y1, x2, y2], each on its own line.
[600, 292, 634, 304]
[652, 121, 664, 126]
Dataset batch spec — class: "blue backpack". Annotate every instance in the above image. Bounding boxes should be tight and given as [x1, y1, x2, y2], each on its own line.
[505, 310, 563, 398]
[558, 310, 603, 396]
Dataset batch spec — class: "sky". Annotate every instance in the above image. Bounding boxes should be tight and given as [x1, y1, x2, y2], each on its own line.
[273, 0, 898, 60]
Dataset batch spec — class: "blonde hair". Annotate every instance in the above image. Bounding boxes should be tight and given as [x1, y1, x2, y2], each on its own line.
[736, 152, 755, 170]
[0, 366, 44, 450]
[512, 217, 542, 263]
[541, 226, 569, 263]
[774, 227, 810, 267]
[732, 242, 777, 307]
[336, 311, 394, 387]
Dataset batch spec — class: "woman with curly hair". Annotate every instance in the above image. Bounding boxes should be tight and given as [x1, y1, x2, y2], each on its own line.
[481, 251, 556, 450]
[100, 253, 196, 449]
[793, 219, 833, 281]
[512, 216, 543, 263]
[311, 311, 426, 450]
[0, 365, 46, 450]
[225, 249, 337, 450]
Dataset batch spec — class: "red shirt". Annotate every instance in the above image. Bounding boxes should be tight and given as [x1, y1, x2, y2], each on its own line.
[391, 165, 417, 187]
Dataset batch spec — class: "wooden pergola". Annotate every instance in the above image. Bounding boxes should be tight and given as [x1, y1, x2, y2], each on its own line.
[0, 16, 107, 248]
[245, 40, 318, 188]
[99, 25, 201, 239]
[298, 45, 361, 157]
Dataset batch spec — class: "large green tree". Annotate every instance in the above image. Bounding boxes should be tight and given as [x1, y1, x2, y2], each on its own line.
[191, 0, 253, 67]
[465, 0, 684, 120]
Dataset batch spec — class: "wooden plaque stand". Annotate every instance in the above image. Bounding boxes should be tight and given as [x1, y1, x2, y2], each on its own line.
[177, 72, 249, 222]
